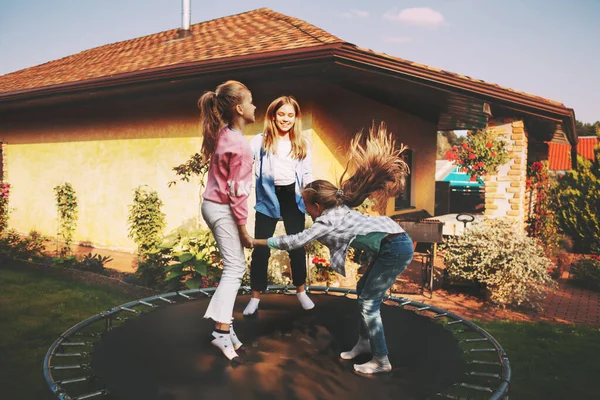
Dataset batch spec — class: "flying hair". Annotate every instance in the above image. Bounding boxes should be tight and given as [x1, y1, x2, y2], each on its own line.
[303, 122, 409, 214]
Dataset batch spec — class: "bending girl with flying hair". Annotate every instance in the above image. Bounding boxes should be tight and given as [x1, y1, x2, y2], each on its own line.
[198, 80, 256, 362]
[253, 123, 413, 374]
[243, 96, 314, 316]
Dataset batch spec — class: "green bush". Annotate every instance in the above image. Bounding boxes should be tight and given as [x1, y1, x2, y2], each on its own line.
[54, 182, 78, 255]
[127, 186, 166, 258]
[551, 149, 600, 254]
[441, 219, 556, 310]
[569, 256, 600, 292]
[0, 229, 49, 262]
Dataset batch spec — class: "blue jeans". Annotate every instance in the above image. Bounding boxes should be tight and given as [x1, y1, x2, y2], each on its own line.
[356, 233, 414, 357]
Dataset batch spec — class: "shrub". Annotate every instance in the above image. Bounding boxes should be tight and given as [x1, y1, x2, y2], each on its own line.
[441, 219, 556, 310]
[0, 229, 49, 262]
[0, 181, 10, 234]
[551, 149, 600, 254]
[162, 227, 222, 290]
[54, 183, 78, 255]
[445, 129, 509, 180]
[75, 253, 113, 275]
[127, 186, 166, 258]
[569, 256, 600, 292]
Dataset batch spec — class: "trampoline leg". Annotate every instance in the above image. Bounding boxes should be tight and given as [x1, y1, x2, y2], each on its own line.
[105, 316, 112, 332]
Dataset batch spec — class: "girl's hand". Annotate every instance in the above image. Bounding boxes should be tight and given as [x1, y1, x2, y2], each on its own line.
[237, 225, 254, 248]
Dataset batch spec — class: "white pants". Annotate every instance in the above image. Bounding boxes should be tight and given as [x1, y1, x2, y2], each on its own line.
[201, 200, 247, 324]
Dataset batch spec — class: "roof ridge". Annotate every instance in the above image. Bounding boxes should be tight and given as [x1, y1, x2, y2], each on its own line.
[256, 8, 342, 44]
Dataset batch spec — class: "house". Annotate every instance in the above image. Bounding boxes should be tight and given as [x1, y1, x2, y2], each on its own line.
[0, 8, 578, 252]
[547, 136, 598, 173]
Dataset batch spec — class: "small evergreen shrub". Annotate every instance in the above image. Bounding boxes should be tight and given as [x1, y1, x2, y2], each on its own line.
[127, 186, 166, 258]
[54, 183, 78, 255]
[442, 219, 556, 309]
[569, 256, 600, 292]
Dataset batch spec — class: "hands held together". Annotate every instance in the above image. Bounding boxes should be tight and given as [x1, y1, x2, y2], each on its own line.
[237, 225, 266, 249]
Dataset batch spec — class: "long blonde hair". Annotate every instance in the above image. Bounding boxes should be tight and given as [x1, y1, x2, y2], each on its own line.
[303, 122, 409, 214]
[262, 96, 307, 159]
[198, 80, 249, 159]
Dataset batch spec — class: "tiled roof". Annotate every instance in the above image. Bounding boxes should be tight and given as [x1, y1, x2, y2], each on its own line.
[0, 8, 342, 93]
[548, 136, 598, 171]
[0, 7, 569, 114]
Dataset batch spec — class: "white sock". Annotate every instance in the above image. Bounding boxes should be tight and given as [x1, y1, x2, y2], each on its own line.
[340, 337, 371, 360]
[211, 331, 239, 360]
[230, 324, 243, 351]
[297, 291, 315, 310]
[353, 355, 392, 374]
[243, 298, 260, 316]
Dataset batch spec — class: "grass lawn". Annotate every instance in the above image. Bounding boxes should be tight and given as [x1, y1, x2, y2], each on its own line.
[475, 320, 600, 399]
[0, 265, 135, 400]
[1, 263, 599, 400]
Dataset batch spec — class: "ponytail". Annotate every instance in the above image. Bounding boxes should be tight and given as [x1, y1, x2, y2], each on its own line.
[198, 92, 222, 160]
[198, 80, 249, 160]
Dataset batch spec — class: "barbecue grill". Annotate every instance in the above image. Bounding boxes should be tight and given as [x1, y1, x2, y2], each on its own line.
[392, 212, 445, 297]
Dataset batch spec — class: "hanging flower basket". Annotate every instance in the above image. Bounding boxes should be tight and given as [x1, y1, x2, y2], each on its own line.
[445, 130, 509, 180]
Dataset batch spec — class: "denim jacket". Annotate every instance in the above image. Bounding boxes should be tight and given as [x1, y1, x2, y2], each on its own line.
[250, 133, 313, 218]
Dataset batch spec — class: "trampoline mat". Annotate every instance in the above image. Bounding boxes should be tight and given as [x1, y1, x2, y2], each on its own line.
[92, 293, 465, 400]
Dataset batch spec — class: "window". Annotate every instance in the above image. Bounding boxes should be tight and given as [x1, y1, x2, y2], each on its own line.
[394, 149, 412, 210]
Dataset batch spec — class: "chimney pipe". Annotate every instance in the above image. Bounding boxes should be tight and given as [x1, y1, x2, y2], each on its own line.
[178, 0, 191, 38]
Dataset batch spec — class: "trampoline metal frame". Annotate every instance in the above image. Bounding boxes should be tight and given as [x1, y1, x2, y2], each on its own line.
[43, 285, 511, 400]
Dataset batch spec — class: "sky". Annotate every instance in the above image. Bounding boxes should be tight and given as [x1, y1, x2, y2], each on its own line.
[0, 0, 598, 123]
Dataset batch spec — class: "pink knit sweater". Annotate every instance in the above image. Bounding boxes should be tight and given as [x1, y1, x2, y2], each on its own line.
[202, 126, 253, 225]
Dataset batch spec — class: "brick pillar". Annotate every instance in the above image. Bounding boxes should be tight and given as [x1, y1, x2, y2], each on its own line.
[483, 119, 528, 228]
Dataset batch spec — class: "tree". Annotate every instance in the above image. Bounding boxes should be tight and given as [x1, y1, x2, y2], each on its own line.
[575, 120, 600, 137]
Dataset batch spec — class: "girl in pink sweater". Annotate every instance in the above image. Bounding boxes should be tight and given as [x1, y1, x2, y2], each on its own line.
[198, 80, 255, 362]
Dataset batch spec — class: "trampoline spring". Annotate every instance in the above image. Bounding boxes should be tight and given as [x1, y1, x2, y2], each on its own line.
[446, 320, 464, 325]
[433, 312, 448, 318]
[74, 332, 102, 337]
[417, 306, 431, 311]
[469, 348, 496, 353]
[456, 382, 494, 393]
[344, 289, 351, 297]
[55, 352, 86, 357]
[178, 292, 195, 300]
[114, 317, 129, 322]
[324, 287, 330, 294]
[468, 360, 501, 366]
[51, 364, 84, 370]
[119, 306, 140, 314]
[139, 300, 157, 308]
[157, 296, 175, 304]
[399, 300, 412, 307]
[60, 342, 88, 347]
[435, 393, 460, 399]
[73, 389, 109, 399]
[459, 338, 489, 343]
[466, 371, 502, 379]
[198, 290, 212, 298]
[57, 377, 90, 385]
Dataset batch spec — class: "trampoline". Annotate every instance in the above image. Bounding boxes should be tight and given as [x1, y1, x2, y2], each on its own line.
[44, 287, 510, 400]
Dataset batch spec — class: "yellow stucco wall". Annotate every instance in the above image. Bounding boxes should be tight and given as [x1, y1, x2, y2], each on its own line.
[1, 79, 436, 251]
[307, 82, 437, 216]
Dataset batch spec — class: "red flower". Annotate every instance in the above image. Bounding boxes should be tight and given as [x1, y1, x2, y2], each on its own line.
[491, 152, 497, 157]
[468, 153, 476, 160]
[462, 143, 469, 149]
[486, 142, 493, 148]
[477, 162, 484, 168]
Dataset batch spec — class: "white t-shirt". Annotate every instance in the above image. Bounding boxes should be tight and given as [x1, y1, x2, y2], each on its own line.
[273, 138, 297, 185]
